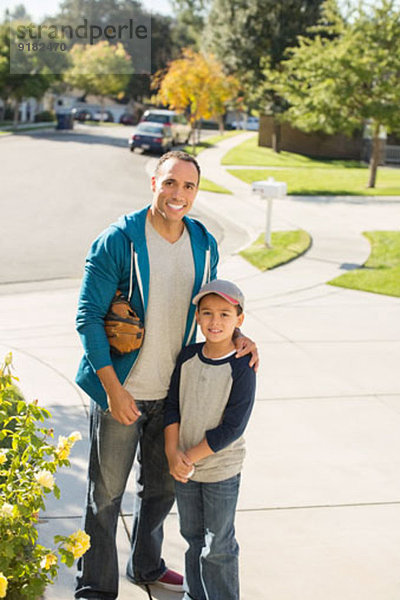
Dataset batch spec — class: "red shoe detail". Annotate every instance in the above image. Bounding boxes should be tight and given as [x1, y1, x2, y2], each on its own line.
[156, 569, 184, 591]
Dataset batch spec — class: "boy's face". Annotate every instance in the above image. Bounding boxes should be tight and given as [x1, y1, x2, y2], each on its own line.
[195, 293, 244, 345]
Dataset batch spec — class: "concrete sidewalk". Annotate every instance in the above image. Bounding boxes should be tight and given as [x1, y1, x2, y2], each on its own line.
[1, 133, 400, 599]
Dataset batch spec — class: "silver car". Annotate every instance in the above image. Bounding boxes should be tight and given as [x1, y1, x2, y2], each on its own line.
[140, 109, 191, 145]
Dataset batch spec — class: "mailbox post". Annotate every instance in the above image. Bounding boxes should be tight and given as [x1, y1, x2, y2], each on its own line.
[252, 177, 287, 247]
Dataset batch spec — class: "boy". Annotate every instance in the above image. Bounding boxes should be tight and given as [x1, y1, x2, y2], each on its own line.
[164, 279, 256, 600]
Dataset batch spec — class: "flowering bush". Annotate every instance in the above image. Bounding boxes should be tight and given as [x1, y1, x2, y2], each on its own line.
[0, 353, 90, 599]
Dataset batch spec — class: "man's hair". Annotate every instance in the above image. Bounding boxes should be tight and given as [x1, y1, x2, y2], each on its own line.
[154, 150, 201, 185]
[197, 293, 243, 316]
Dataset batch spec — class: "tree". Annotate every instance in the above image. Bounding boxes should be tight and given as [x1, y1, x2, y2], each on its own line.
[64, 41, 132, 120]
[204, 0, 324, 93]
[153, 48, 239, 153]
[269, 0, 400, 188]
[56, 0, 176, 102]
[0, 24, 59, 126]
[170, 0, 210, 49]
[8, 3, 31, 20]
[204, 0, 324, 152]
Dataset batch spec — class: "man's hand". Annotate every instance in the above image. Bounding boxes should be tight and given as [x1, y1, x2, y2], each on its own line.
[107, 387, 141, 426]
[167, 450, 193, 483]
[233, 331, 259, 372]
[96, 365, 141, 425]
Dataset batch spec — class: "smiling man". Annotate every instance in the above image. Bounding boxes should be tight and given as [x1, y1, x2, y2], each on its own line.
[74, 151, 257, 600]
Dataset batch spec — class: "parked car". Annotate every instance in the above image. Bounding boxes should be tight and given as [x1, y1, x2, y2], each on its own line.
[92, 110, 114, 122]
[230, 116, 260, 131]
[119, 112, 137, 125]
[140, 109, 191, 144]
[129, 122, 173, 153]
[72, 108, 93, 122]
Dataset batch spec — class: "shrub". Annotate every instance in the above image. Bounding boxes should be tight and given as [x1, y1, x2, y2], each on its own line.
[0, 353, 90, 600]
[34, 111, 55, 123]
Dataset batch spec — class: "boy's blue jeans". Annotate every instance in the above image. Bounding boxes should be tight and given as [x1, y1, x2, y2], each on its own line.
[175, 474, 241, 600]
[75, 399, 175, 600]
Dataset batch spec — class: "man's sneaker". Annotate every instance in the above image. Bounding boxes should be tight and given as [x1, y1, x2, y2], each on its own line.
[154, 569, 184, 592]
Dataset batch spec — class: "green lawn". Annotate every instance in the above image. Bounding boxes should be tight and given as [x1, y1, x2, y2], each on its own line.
[228, 167, 400, 196]
[240, 230, 311, 270]
[199, 177, 232, 194]
[0, 122, 56, 133]
[328, 231, 400, 297]
[84, 121, 121, 127]
[224, 136, 400, 196]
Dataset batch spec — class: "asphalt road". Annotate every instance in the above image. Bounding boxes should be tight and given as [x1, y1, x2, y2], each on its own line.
[0, 124, 222, 285]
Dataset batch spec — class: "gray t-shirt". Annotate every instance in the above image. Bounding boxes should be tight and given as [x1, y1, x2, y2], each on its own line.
[125, 218, 194, 400]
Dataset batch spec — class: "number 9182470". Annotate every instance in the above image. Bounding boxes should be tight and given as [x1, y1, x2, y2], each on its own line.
[17, 42, 67, 51]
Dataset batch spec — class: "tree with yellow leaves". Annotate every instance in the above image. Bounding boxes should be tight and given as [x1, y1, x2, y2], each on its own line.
[152, 48, 239, 154]
[64, 41, 132, 123]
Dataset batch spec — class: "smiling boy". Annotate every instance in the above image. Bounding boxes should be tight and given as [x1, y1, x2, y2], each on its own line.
[164, 279, 256, 600]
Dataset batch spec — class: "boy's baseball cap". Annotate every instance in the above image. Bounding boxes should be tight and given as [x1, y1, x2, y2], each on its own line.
[192, 279, 245, 310]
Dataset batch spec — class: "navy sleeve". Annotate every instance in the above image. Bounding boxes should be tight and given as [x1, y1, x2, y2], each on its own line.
[205, 359, 256, 452]
[164, 359, 182, 428]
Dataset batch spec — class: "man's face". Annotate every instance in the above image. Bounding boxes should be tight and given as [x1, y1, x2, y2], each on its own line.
[151, 158, 199, 223]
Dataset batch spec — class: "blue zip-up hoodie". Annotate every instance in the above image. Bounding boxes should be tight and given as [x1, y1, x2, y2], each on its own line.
[75, 205, 219, 409]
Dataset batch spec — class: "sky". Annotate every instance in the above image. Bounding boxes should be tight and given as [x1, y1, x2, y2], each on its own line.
[1, 0, 172, 21]
[1, 0, 361, 24]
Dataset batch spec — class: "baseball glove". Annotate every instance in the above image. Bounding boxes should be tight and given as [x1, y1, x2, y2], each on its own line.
[104, 290, 144, 355]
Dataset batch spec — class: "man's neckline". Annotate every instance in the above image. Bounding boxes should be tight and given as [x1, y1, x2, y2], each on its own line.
[146, 212, 186, 245]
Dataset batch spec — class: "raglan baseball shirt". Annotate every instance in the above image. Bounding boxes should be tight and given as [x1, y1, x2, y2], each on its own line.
[164, 342, 256, 483]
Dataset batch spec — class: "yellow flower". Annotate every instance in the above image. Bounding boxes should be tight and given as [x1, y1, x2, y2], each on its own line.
[65, 529, 91, 559]
[0, 451, 6, 466]
[34, 469, 55, 490]
[68, 431, 82, 444]
[0, 503, 14, 518]
[0, 573, 8, 598]
[40, 553, 57, 570]
[56, 436, 71, 460]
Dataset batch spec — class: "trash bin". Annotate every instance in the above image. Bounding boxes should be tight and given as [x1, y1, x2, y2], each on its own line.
[56, 109, 74, 130]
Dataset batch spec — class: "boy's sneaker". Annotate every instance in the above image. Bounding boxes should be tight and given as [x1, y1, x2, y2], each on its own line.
[154, 569, 184, 592]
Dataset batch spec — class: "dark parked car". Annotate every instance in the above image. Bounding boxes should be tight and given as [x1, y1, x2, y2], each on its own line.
[129, 122, 173, 153]
[119, 112, 138, 125]
[72, 108, 93, 122]
[140, 109, 191, 144]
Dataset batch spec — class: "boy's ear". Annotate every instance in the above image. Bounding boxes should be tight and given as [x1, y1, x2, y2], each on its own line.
[237, 312, 244, 328]
[195, 309, 200, 324]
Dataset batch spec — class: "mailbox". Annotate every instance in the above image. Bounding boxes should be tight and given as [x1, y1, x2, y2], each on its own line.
[251, 177, 287, 198]
[251, 177, 287, 246]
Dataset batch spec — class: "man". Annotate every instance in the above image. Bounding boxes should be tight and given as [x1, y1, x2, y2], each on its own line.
[74, 151, 257, 599]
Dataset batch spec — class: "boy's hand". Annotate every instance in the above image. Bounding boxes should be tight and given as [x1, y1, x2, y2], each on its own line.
[167, 450, 193, 483]
[233, 332, 259, 372]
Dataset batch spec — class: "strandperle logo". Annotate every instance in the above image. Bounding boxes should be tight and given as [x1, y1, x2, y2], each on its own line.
[9, 15, 151, 75]
[15, 18, 149, 45]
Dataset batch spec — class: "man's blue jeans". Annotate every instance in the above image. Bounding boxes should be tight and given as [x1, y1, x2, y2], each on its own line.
[175, 474, 241, 600]
[75, 399, 175, 600]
